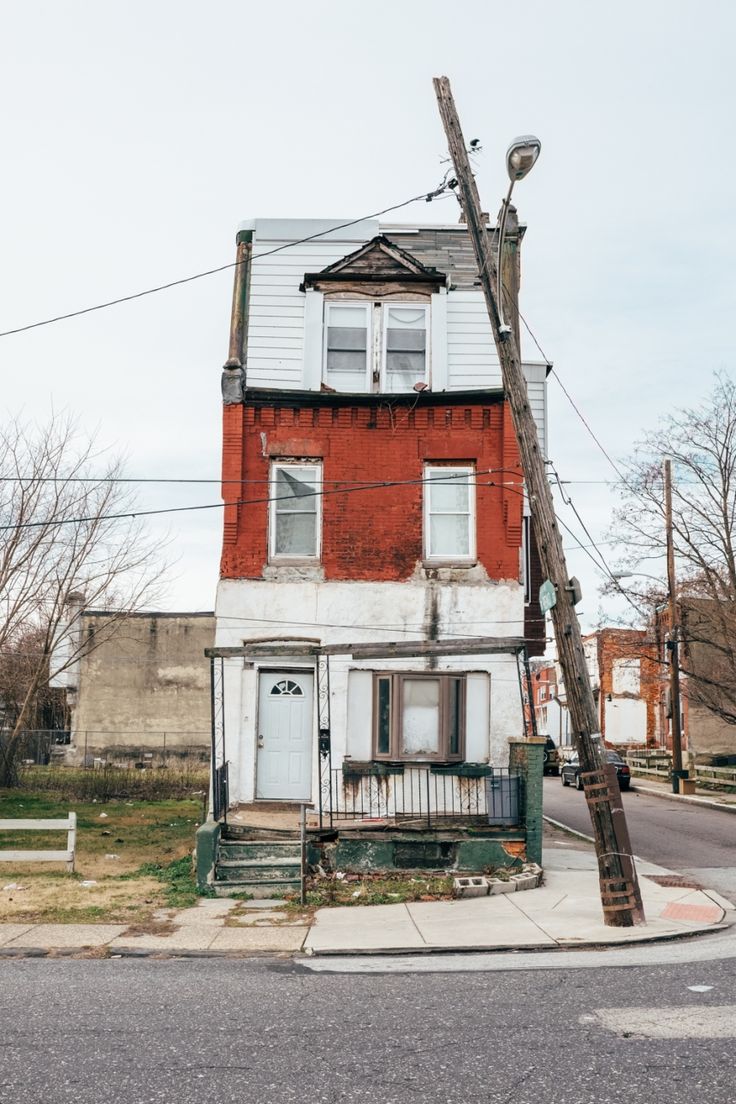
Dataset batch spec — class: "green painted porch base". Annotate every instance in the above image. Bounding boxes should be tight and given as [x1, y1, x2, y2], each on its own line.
[330, 833, 525, 873]
[195, 820, 221, 891]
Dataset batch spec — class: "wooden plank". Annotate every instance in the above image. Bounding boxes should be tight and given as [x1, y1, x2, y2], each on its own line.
[206, 636, 525, 659]
[0, 818, 73, 830]
[0, 850, 73, 863]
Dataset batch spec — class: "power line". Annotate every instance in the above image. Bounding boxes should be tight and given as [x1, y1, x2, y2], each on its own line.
[0, 183, 452, 340]
[0, 469, 523, 532]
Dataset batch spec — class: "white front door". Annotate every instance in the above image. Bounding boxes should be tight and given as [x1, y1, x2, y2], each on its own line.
[255, 670, 314, 800]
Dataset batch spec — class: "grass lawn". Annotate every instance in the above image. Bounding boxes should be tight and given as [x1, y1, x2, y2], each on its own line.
[0, 790, 204, 925]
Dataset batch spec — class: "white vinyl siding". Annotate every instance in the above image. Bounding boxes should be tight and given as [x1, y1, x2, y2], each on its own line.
[424, 466, 476, 562]
[245, 219, 378, 390]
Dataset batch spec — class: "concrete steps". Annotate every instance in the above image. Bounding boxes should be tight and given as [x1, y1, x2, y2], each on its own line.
[214, 836, 302, 899]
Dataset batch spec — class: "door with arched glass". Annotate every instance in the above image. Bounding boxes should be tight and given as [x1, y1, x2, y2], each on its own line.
[255, 670, 314, 800]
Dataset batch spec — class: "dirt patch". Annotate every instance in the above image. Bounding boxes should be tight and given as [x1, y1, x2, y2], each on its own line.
[0, 875, 164, 924]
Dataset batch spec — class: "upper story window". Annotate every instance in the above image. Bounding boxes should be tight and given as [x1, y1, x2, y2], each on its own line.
[323, 301, 429, 394]
[269, 462, 322, 561]
[424, 465, 476, 563]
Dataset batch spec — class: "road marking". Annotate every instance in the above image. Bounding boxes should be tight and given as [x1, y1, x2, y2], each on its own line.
[590, 1006, 736, 1039]
[688, 985, 714, 992]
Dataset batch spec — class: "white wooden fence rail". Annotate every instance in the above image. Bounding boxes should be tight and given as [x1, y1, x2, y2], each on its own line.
[0, 813, 77, 872]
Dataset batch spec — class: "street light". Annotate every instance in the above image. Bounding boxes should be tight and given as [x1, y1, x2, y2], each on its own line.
[497, 136, 542, 336]
[611, 570, 666, 586]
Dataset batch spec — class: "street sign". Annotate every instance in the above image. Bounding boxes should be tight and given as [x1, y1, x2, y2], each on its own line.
[539, 579, 557, 613]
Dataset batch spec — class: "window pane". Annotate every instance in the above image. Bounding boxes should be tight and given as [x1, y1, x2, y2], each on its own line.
[430, 515, 470, 557]
[401, 679, 440, 756]
[448, 679, 461, 756]
[276, 468, 317, 512]
[429, 471, 470, 512]
[387, 307, 426, 329]
[326, 350, 367, 374]
[327, 326, 367, 352]
[274, 513, 316, 556]
[386, 329, 426, 351]
[329, 306, 369, 329]
[377, 678, 391, 755]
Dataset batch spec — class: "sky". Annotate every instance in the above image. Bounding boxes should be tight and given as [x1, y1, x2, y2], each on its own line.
[1, 0, 734, 629]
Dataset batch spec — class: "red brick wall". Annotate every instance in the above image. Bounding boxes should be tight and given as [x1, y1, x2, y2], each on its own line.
[220, 397, 524, 584]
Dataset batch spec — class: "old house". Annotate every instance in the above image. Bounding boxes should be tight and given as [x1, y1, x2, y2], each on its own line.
[200, 215, 549, 893]
[547, 629, 660, 749]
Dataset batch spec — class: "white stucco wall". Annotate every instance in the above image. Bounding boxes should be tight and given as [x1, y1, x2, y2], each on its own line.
[215, 577, 526, 805]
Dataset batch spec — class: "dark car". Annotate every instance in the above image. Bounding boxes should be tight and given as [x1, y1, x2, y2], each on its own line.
[543, 737, 561, 776]
[560, 750, 631, 791]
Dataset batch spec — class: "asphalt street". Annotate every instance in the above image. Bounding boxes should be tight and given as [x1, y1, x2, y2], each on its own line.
[543, 776, 736, 900]
[1, 956, 735, 1104]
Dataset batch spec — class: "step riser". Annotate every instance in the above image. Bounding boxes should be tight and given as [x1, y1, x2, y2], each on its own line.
[216, 864, 301, 883]
[212, 880, 301, 899]
[219, 843, 302, 862]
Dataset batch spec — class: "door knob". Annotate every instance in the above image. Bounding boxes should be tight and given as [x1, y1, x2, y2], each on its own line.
[257, 736, 264, 748]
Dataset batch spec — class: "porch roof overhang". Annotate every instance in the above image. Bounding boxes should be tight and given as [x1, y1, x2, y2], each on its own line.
[205, 636, 528, 660]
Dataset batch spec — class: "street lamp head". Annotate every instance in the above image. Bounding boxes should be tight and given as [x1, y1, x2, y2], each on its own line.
[505, 135, 542, 182]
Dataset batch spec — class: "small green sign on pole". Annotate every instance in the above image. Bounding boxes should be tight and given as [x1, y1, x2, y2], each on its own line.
[539, 579, 557, 613]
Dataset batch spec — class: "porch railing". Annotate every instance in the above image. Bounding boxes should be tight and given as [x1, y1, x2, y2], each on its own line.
[213, 761, 229, 823]
[324, 765, 523, 829]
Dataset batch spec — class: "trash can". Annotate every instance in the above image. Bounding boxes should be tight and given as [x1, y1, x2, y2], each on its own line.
[485, 773, 520, 826]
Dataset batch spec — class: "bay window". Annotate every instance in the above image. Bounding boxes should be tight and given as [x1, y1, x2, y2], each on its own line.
[373, 672, 465, 762]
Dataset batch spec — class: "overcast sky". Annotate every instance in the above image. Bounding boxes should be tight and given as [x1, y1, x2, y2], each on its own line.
[1, 0, 733, 629]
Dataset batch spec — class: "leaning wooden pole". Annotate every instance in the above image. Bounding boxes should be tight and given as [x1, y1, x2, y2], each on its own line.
[433, 75, 644, 925]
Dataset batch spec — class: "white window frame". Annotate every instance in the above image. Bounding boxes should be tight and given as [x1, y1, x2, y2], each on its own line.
[268, 461, 322, 563]
[321, 300, 431, 393]
[322, 302, 372, 393]
[423, 464, 476, 563]
[381, 302, 430, 393]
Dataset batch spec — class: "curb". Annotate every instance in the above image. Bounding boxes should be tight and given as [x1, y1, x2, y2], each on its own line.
[632, 784, 736, 814]
[542, 815, 595, 845]
[301, 923, 731, 958]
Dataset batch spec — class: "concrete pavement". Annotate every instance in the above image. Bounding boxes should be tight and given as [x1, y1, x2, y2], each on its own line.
[0, 849, 732, 957]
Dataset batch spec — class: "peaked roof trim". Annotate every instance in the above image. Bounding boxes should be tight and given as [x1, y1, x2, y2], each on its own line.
[301, 234, 447, 290]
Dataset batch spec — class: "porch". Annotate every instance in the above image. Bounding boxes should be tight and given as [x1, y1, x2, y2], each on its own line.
[198, 636, 545, 894]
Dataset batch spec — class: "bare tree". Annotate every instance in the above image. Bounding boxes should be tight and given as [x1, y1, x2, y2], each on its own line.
[0, 413, 168, 785]
[609, 372, 736, 728]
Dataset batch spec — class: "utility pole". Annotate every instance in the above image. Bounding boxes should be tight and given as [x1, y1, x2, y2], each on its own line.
[434, 76, 644, 926]
[664, 458, 685, 790]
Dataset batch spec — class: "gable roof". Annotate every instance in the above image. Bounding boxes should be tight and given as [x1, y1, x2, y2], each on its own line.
[301, 235, 447, 290]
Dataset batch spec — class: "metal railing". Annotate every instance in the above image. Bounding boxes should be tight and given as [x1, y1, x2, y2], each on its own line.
[213, 762, 229, 823]
[325, 765, 523, 829]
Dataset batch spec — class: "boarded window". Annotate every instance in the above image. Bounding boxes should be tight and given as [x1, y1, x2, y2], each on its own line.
[373, 673, 465, 762]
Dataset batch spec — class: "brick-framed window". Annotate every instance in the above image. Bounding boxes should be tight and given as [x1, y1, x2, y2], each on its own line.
[423, 465, 476, 563]
[373, 672, 465, 762]
[268, 461, 322, 561]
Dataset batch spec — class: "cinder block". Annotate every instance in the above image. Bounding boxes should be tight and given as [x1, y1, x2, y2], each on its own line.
[490, 879, 517, 894]
[453, 876, 490, 899]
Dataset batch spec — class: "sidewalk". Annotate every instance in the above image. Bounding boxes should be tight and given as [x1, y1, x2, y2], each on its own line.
[0, 848, 732, 957]
[631, 775, 736, 812]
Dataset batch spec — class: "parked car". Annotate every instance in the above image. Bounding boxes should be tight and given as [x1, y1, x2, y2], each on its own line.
[543, 737, 561, 776]
[560, 750, 631, 791]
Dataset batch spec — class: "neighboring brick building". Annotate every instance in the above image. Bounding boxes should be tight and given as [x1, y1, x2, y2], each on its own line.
[547, 629, 661, 748]
[214, 217, 549, 808]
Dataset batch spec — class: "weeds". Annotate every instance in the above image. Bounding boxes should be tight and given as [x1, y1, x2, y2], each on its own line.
[15, 764, 209, 802]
